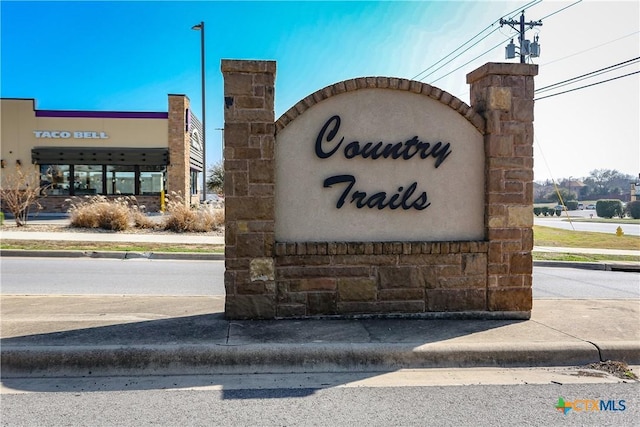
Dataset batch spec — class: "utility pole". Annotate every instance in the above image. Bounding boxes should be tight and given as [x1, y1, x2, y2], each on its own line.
[500, 11, 542, 63]
[192, 21, 206, 202]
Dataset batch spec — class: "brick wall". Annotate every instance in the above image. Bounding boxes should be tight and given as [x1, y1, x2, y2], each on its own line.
[221, 60, 277, 319]
[273, 241, 488, 317]
[35, 195, 161, 214]
[222, 60, 537, 320]
[467, 63, 538, 312]
[167, 95, 191, 201]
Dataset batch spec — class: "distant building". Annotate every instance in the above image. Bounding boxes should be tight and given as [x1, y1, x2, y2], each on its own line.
[0, 95, 203, 212]
[561, 179, 586, 197]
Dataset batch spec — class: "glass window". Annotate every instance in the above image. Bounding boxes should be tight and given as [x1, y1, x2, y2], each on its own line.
[190, 169, 200, 195]
[39, 164, 168, 196]
[140, 165, 165, 195]
[107, 165, 135, 195]
[74, 165, 102, 195]
[40, 164, 70, 195]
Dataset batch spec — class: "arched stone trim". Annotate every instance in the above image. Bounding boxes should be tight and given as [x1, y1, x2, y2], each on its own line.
[275, 77, 486, 135]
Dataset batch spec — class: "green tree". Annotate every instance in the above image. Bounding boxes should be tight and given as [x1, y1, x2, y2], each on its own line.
[579, 185, 592, 198]
[583, 169, 632, 196]
[543, 188, 576, 203]
[206, 161, 224, 194]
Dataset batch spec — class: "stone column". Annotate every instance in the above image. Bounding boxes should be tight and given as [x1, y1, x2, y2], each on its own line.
[466, 63, 538, 314]
[167, 94, 191, 203]
[221, 60, 277, 319]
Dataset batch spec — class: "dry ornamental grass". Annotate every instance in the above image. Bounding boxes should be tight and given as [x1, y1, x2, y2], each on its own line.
[68, 196, 132, 231]
[67, 193, 224, 233]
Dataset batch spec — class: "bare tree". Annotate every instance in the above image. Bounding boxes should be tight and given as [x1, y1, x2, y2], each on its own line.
[0, 165, 48, 226]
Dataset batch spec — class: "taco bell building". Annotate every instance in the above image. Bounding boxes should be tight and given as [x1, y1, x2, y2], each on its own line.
[0, 94, 203, 212]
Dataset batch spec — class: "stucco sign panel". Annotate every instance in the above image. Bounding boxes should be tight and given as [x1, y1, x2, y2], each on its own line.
[275, 88, 484, 242]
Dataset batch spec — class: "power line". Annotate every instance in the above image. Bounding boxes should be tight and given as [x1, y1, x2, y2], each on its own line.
[411, 0, 542, 81]
[429, 36, 511, 85]
[451, 57, 640, 102]
[424, 0, 583, 85]
[537, 0, 583, 21]
[416, 28, 502, 81]
[453, 33, 638, 103]
[411, 26, 501, 81]
[541, 31, 640, 67]
[420, 0, 582, 84]
[535, 57, 640, 94]
[534, 70, 640, 101]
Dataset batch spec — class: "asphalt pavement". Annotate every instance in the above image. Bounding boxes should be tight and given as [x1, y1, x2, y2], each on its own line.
[1, 219, 639, 378]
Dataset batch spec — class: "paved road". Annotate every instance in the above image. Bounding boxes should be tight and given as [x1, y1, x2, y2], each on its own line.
[0, 258, 225, 296]
[1, 375, 637, 426]
[1, 258, 638, 299]
[532, 267, 640, 299]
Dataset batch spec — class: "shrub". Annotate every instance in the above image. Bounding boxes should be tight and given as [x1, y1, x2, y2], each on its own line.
[97, 204, 130, 231]
[536, 207, 552, 216]
[130, 204, 157, 229]
[595, 199, 624, 218]
[565, 200, 579, 211]
[0, 165, 47, 226]
[626, 200, 640, 219]
[162, 192, 224, 232]
[67, 192, 224, 232]
[534, 207, 541, 216]
[68, 196, 132, 231]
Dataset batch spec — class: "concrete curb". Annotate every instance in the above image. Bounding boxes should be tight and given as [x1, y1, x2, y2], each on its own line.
[593, 341, 640, 363]
[0, 249, 224, 261]
[533, 260, 606, 270]
[4, 340, 628, 378]
[1, 249, 637, 270]
[534, 260, 640, 272]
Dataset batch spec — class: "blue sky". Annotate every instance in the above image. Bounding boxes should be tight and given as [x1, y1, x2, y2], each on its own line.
[2, 0, 638, 182]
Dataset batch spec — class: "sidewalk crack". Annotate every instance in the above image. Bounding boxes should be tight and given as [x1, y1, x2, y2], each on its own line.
[585, 340, 604, 361]
[530, 319, 603, 360]
[530, 319, 583, 340]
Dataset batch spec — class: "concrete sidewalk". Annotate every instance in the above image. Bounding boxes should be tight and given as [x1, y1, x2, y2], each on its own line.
[1, 295, 639, 377]
[1, 222, 639, 377]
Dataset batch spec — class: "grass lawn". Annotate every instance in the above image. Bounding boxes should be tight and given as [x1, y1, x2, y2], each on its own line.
[532, 252, 639, 263]
[533, 225, 640, 250]
[2, 225, 638, 263]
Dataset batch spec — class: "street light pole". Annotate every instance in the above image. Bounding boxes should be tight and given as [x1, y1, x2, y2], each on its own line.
[215, 127, 224, 159]
[192, 21, 206, 202]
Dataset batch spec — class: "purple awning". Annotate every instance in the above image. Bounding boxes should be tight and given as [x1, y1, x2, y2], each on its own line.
[35, 110, 168, 119]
